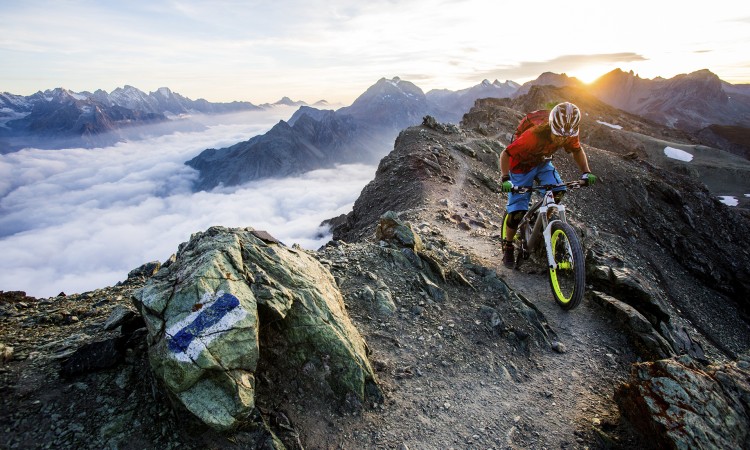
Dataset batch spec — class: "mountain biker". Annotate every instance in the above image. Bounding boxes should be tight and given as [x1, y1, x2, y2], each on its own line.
[500, 102, 596, 267]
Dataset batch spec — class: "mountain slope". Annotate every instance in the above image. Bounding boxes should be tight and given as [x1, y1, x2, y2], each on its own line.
[590, 69, 750, 131]
[468, 84, 750, 208]
[186, 111, 387, 190]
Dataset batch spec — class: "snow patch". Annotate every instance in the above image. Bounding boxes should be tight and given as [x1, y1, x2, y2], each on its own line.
[596, 120, 622, 130]
[745, 194, 750, 198]
[664, 146, 693, 162]
[719, 196, 738, 206]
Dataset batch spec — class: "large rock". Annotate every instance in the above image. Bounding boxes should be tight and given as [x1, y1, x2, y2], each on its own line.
[590, 291, 673, 360]
[375, 211, 423, 251]
[616, 355, 750, 449]
[133, 226, 379, 431]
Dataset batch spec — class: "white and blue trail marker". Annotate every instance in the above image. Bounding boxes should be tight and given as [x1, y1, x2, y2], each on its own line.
[166, 290, 248, 363]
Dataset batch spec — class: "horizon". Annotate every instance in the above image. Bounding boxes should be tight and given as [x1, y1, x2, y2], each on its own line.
[3, 67, 744, 108]
[1, 1, 749, 104]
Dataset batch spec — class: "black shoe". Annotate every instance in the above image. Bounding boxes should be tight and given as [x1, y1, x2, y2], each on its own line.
[502, 242, 515, 268]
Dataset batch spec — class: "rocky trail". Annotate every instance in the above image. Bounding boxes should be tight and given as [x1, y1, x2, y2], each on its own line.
[334, 145, 647, 449]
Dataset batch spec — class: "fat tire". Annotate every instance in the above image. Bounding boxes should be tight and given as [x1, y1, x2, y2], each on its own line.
[547, 221, 585, 310]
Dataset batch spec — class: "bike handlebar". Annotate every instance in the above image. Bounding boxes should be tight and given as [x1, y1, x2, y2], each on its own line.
[510, 180, 585, 194]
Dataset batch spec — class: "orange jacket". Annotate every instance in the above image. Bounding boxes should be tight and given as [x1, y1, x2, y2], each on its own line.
[505, 125, 581, 173]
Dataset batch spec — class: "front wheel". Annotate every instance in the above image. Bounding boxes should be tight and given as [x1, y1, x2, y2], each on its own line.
[547, 221, 585, 310]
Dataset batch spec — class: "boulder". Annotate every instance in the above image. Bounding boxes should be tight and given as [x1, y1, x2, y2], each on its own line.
[590, 291, 674, 360]
[133, 226, 379, 431]
[376, 211, 423, 251]
[616, 355, 750, 449]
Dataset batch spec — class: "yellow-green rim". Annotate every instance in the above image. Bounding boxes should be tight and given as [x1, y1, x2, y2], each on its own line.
[550, 229, 573, 303]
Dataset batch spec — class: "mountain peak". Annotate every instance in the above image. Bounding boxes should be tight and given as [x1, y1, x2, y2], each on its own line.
[154, 87, 173, 97]
[268, 97, 307, 107]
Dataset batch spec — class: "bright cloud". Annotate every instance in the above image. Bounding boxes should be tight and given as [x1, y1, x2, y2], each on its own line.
[0, 109, 377, 298]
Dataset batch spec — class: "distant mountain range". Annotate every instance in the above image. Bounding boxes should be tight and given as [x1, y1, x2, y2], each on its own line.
[520, 69, 750, 132]
[186, 69, 750, 190]
[0, 86, 321, 153]
[516, 69, 750, 159]
[4, 68, 750, 170]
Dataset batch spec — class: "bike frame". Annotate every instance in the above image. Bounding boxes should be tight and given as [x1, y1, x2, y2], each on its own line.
[513, 181, 582, 269]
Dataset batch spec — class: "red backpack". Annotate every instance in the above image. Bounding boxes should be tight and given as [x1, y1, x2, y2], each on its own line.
[511, 109, 550, 142]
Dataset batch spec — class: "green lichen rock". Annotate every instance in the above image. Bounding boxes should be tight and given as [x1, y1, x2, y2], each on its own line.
[616, 355, 750, 449]
[375, 211, 423, 251]
[133, 226, 379, 432]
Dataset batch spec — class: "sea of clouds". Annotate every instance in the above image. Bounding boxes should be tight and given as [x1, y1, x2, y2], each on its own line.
[0, 108, 377, 298]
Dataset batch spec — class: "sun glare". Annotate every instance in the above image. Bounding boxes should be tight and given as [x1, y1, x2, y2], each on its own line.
[569, 66, 611, 84]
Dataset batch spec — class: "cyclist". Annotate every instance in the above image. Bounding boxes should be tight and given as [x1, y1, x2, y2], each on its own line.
[500, 102, 596, 267]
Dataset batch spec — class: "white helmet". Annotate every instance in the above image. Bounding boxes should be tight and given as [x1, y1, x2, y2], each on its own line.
[549, 102, 581, 137]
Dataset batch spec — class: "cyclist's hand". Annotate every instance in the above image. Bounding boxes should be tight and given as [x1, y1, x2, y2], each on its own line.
[501, 175, 513, 193]
[581, 172, 597, 186]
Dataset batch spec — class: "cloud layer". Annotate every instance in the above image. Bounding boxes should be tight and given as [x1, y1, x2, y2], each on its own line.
[0, 109, 376, 298]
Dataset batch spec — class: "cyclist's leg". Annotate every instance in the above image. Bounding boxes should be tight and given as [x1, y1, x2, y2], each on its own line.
[504, 170, 534, 239]
[538, 162, 566, 203]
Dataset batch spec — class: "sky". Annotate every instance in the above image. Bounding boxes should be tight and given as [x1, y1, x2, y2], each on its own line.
[1, 0, 749, 104]
[0, 108, 378, 297]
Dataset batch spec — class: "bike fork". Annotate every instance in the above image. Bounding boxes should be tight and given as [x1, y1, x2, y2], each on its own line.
[543, 220, 563, 269]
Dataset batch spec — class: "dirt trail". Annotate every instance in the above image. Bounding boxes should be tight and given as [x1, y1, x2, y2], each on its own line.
[431, 147, 642, 448]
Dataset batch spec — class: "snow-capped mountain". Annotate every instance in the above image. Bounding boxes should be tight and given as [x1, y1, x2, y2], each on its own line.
[106, 85, 158, 113]
[426, 79, 520, 114]
[338, 76, 455, 127]
[0, 86, 262, 152]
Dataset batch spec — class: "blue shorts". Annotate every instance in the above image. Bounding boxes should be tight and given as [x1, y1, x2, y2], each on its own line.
[506, 162, 565, 213]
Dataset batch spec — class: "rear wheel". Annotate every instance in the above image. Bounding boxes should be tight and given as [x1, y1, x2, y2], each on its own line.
[547, 221, 585, 310]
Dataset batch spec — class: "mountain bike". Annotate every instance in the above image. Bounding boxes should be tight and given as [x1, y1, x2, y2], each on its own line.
[502, 181, 587, 310]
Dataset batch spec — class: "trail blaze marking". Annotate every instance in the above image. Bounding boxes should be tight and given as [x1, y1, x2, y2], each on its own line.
[166, 290, 246, 362]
